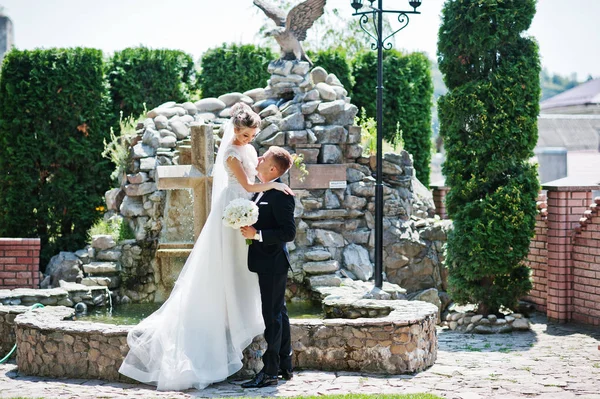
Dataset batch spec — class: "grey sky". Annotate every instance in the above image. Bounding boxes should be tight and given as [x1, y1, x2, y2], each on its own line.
[1, 0, 598, 79]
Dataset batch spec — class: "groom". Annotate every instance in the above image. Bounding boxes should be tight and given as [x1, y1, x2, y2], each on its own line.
[240, 146, 296, 388]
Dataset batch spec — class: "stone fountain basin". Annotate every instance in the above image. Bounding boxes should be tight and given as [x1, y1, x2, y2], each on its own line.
[8, 297, 437, 382]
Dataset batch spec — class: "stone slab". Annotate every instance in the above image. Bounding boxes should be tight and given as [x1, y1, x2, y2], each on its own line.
[290, 164, 347, 189]
[156, 165, 206, 190]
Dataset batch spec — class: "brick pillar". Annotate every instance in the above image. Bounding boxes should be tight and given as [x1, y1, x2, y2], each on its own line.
[543, 182, 596, 323]
[431, 183, 449, 219]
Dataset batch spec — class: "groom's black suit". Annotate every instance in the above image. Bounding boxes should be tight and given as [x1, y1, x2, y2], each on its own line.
[248, 181, 296, 377]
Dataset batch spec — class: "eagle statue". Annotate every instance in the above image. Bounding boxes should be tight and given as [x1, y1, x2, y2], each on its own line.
[254, 0, 327, 65]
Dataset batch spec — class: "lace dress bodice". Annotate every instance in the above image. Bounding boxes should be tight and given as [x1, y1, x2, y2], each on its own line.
[222, 144, 258, 199]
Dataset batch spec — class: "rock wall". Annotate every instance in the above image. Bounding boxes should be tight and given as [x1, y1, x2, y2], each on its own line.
[0, 305, 26, 355]
[41, 59, 448, 308]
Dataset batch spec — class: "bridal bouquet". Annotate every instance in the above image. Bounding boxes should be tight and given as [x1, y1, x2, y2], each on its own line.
[222, 198, 259, 245]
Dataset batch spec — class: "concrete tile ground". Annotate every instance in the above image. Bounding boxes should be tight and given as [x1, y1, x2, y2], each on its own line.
[1, 313, 599, 399]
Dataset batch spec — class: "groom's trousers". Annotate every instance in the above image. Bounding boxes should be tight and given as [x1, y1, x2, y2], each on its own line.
[258, 271, 292, 376]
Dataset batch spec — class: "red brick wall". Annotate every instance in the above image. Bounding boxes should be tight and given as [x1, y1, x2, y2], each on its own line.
[0, 238, 41, 289]
[571, 198, 600, 326]
[524, 194, 548, 312]
[524, 188, 600, 326]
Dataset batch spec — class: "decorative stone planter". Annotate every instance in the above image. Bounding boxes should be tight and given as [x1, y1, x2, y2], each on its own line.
[12, 298, 438, 381]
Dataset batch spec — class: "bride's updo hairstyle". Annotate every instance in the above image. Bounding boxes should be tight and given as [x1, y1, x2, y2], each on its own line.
[231, 102, 261, 129]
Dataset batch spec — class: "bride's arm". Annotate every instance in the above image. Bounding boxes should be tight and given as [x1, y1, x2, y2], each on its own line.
[226, 156, 294, 195]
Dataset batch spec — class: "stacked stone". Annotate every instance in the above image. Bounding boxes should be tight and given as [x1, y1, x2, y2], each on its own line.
[384, 218, 452, 297]
[78, 235, 121, 289]
[0, 285, 108, 308]
[302, 248, 342, 289]
[0, 304, 27, 354]
[443, 311, 531, 333]
[289, 163, 446, 296]
[286, 298, 438, 374]
[250, 62, 359, 166]
[12, 296, 437, 380]
[14, 306, 130, 381]
[103, 99, 211, 302]
[37, 235, 121, 305]
[236, 62, 447, 309]
[64, 61, 443, 308]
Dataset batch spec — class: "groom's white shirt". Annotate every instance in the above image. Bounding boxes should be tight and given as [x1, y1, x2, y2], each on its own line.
[253, 192, 267, 242]
[252, 178, 278, 242]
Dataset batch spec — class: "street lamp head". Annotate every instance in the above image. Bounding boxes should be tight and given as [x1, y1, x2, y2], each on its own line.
[409, 0, 422, 10]
[351, 0, 363, 11]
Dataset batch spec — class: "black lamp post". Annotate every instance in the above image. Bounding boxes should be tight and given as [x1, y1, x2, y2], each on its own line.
[350, 0, 422, 289]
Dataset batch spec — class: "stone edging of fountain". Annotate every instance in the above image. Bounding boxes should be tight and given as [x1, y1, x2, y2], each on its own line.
[8, 295, 438, 381]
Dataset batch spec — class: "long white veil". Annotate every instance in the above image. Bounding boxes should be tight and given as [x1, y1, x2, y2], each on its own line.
[211, 120, 235, 210]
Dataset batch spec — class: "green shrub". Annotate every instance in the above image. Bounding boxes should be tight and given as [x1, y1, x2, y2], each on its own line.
[0, 48, 113, 268]
[355, 108, 403, 157]
[438, 0, 540, 314]
[107, 47, 197, 120]
[308, 48, 353, 91]
[102, 112, 140, 185]
[352, 50, 433, 186]
[356, 108, 377, 156]
[88, 215, 135, 244]
[198, 43, 274, 98]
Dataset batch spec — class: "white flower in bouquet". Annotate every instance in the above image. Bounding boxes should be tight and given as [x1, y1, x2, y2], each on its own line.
[222, 198, 259, 244]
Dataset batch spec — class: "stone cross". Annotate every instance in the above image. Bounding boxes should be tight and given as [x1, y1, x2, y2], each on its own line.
[156, 124, 214, 240]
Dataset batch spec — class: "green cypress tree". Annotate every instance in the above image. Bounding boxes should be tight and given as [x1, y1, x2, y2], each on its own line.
[198, 44, 273, 98]
[107, 47, 197, 120]
[0, 48, 113, 267]
[438, 0, 541, 314]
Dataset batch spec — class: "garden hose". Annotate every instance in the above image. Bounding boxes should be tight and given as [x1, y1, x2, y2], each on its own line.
[0, 303, 45, 364]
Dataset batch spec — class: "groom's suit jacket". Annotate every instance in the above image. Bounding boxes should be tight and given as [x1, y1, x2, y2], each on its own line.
[248, 180, 296, 275]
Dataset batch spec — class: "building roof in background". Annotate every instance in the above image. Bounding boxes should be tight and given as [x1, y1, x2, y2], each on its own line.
[541, 79, 600, 111]
[537, 114, 600, 151]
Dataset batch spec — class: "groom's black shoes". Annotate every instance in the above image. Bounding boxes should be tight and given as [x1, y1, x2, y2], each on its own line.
[279, 368, 293, 380]
[241, 371, 278, 388]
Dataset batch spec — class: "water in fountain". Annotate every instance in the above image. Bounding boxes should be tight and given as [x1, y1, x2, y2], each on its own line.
[79, 300, 323, 325]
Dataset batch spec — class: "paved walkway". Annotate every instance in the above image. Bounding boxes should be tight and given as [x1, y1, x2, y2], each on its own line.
[1, 313, 599, 399]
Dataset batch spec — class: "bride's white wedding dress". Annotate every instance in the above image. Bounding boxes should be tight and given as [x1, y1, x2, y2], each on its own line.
[119, 123, 264, 391]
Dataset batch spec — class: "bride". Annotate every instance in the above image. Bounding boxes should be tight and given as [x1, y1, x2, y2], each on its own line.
[119, 102, 294, 390]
